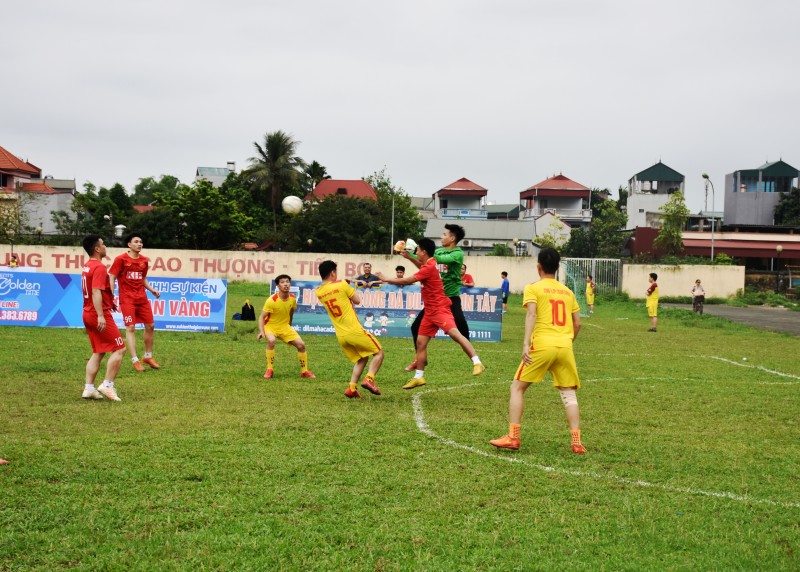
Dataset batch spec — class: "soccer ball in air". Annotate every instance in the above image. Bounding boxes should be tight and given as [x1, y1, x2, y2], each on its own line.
[281, 196, 303, 216]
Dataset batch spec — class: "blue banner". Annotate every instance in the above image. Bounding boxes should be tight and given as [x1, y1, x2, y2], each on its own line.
[272, 280, 502, 342]
[0, 271, 227, 332]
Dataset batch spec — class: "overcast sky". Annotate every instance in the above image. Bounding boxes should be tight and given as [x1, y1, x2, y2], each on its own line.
[5, 1, 800, 213]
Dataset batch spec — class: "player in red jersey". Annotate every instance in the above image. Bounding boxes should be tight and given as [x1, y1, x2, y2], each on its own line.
[377, 238, 484, 389]
[81, 235, 126, 401]
[109, 232, 161, 372]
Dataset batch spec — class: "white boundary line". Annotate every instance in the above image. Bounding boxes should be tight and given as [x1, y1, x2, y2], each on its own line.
[412, 366, 800, 509]
[706, 356, 800, 381]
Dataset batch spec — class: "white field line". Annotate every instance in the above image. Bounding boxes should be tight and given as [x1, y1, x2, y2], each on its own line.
[706, 356, 800, 381]
[412, 376, 800, 509]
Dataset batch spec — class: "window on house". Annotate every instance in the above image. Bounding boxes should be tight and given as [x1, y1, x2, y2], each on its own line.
[539, 199, 548, 209]
[440, 199, 448, 209]
[639, 209, 645, 213]
[336, 188, 347, 195]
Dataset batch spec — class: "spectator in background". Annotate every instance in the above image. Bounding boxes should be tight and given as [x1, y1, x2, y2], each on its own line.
[461, 265, 475, 288]
[691, 279, 705, 314]
[501, 271, 510, 314]
[355, 263, 381, 288]
[395, 265, 405, 279]
[8, 254, 18, 268]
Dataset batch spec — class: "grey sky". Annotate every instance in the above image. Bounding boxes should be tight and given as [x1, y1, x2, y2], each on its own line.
[6, 1, 800, 213]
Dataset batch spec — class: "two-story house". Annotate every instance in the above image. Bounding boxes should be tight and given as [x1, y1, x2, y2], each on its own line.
[723, 160, 799, 227]
[626, 161, 685, 230]
[519, 174, 591, 228]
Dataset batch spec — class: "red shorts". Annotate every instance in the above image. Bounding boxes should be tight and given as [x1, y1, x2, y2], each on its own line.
[419, 310, 456, 337]
[120, 299, 154, 326]
[84, 311, 125, 353]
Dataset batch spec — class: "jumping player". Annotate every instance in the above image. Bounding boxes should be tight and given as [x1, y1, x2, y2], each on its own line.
[109, 232, 161, 372]
[490, 248, 586, 453]
[399, 223, 470, 372]
[81, 235, 127, 401]
[316, 260, 383, 398]
[646, 272, 659, 332]
[378, 238, 484, 389]
[586, 274, 595, 315]
[257, 274, 316, 379]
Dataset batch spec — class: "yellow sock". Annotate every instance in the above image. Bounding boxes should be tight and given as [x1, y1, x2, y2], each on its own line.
[364, 373, 375, 383]
[570, 429, 581, 445]
[297, 351, 308, 372]
[349, 382, 357, 392]
[266, 349, 275, 369]
[510, 423, 521, 439]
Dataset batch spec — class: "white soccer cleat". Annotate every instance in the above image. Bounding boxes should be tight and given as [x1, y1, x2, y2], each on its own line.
[82, 388, 104, 400]
[97, 385, 121, 401]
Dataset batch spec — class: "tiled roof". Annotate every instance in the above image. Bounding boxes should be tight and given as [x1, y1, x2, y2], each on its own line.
[133, 205, 155, 213]
[0, 146, 40, 175]
[307, 180, 377, 201]
[20, 182, 58, 194]
[525, 174, 590, 192]
[440, 177, 488, 192]
[632, 161, 684, 182]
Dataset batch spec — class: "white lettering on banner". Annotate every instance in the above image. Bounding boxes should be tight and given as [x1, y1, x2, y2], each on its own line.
[0, 275, 42, 296]
[148, 281, 219, 297]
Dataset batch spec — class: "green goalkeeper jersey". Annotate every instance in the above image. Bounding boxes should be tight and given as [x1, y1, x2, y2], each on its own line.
[408, 246, 464, 297]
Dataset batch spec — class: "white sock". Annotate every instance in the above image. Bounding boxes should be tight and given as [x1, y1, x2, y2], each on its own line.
[471, 356, 481, 364]
[102, 380, 114, 388]
[144, 352, 152, 358]
[85, 383, 95, 391]
[414, 370, 424, 379]
[131, 356, 139, 363]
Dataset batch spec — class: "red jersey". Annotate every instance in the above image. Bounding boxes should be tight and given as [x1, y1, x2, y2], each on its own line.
[414, 258, 452, 313]
[109, 252, 150, 304]
[82, 259, 115, 314]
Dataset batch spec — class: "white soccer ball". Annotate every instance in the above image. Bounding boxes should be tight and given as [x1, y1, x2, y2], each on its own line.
[742, 357, 748, 362]
[281, 195, 303, 216]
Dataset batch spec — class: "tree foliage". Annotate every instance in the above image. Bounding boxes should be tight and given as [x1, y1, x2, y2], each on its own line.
[562, 227, 593, 258]
[242, 131, 305, 232]
[653, 191, 690, 256]
[774, 187, 800, 226]
[132, 175, 182, 205]
[592, 200, 628, 258]
[302, 160, 331, 194]
[364, 168, 423, 254]
[487, 243, 514, 256]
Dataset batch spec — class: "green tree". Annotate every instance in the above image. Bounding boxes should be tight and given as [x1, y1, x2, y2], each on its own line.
[590, 199, 628, 258]
[51, 182, 120, 240]
[774, 187, 800, 225]
[302, 160, 331, 194]
[242, 130, 305, 232]
[282, 196, 384, 254]
[653, 191, 690, 256]
[487, 243, 514, 256]
[562, 227, 594, 258]
[132, 175, 183, 205]
[364, 168, 423, 254]
[124, 208, 182, 249]
[157, 179, 252, 249]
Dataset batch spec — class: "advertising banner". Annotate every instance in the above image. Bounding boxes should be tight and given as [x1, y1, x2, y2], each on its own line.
[276, 280, 503, 342]
[0, 271, 227, 332]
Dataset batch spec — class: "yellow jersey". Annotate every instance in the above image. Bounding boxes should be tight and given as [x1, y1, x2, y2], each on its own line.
[523, 278, 579, 348]
[262, 292, 296, 329]
[646, 282, 659, 307]
[315, 280, 363, 336]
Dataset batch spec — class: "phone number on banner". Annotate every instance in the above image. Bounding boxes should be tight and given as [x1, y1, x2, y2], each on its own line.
[0, 310, 38, 322]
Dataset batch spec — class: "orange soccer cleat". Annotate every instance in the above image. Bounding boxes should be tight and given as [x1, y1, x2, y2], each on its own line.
[360, 379, 381, 395]
[489, 434, 520, 450]
[299, 371, 317, 379]
[571, 443, 588, 454]
[141, 357, 161, 369]
[132, 360, 145, 372]
[263, 369, 274, 379]
[344, 387, 361, 399]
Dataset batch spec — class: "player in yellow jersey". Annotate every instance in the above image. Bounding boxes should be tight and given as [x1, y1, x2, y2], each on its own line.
[490, 248, 587, 454]
[646, 272, 658, 332]
[257, 274, 316, 379]
[316, 260, 384, 398]
[585, 274, 595, 315]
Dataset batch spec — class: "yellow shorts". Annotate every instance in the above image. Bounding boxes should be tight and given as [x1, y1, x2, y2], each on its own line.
[586, 294, 594, 304]
[647, 303, 658, 317]
[337, 330, 382, 363]
[514, 345, 580, 388]
[266, 325, 300, 345]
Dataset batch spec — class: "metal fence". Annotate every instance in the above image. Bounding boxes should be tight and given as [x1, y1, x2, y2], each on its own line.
[561, 258, 622, 315]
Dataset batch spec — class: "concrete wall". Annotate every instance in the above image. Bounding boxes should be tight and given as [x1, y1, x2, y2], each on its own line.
[3, 245, 545, 294]
[622, 264, 745, 298]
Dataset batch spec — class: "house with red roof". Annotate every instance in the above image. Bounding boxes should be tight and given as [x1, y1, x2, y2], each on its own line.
[0, 145, 75, 235]
[520, 174, 592, 228]
[433, 177, 488, 220]
[306, 179, 377, 201]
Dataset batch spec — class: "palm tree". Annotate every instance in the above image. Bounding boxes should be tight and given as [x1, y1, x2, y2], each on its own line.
[243, 131, 304, 232]
[304, 160, 331, 193]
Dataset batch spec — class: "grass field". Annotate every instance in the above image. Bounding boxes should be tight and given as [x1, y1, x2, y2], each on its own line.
[2, 282, 799, 570]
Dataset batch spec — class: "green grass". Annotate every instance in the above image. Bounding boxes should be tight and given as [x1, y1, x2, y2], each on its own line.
[2, 286, 800, 570]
